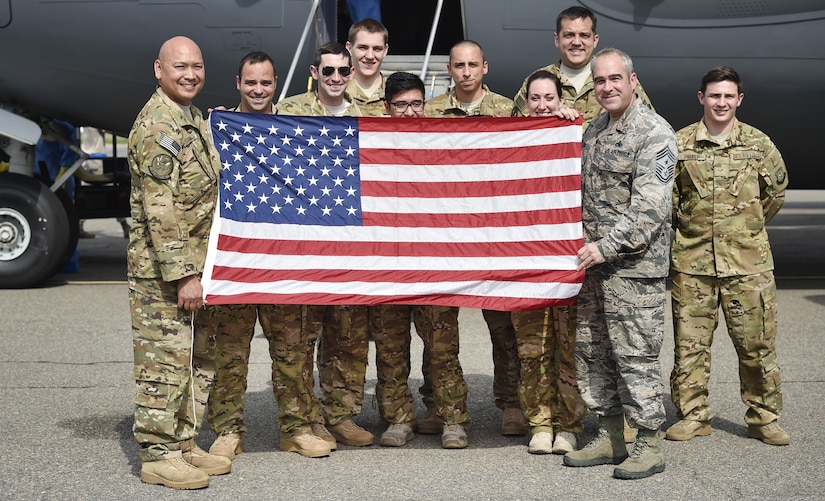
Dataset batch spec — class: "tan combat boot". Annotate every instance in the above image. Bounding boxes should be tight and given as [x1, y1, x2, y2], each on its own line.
[501, 406, 529, 436]
[665, 419, 711, 441]
[613, 428, 666, 479]
[209, 432, 243, 460]
[417, 404, 444, 434]
[311, 423, 338, 450]
[181, 439, 232, 475]
[441, 423, 468, 449]
[280, 425, 333, 457]
[747, 421, 790, 446]
[140, 450, 209, 490]
[563, 414, 628, 467]
[327, 419, 374, 446]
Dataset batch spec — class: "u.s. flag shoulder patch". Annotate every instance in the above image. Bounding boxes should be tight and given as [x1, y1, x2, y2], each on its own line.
[656, 146, 676, 184]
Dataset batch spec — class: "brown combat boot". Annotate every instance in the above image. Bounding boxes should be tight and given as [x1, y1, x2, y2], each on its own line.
[327, 419, 374, 446]
[181, 439, 232, 475]
[501, 406, 529, 436]
[209, 433, 243, 460]
[441, 423, 468, 449]
[623, 415, 637, 443]
[140, 450, 209, 490]
[417, 404, 444, 434]
[665, 420, 711, 441]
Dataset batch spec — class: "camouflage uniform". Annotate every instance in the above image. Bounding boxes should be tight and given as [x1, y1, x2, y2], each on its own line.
[346, 75, 386, 117]
[419, 85, 508, 417]
[369, 304, 471, 426]
[207, 304, 325, 436]
[483, 308, 587, 434]
[275, 91, 369, 426]
[208, 103, 324, 436]
[512, 60, 655, 127]
[576, 99, 676, 431]
[275, 90, 363, 117]
[670, 119, 788, 427]
[417, 306, 470, 425]
[425, 85, 514, 117]
[127, 87, 220, 461]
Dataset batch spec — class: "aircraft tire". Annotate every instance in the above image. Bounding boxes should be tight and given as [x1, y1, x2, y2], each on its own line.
[0, 173, 71, 288]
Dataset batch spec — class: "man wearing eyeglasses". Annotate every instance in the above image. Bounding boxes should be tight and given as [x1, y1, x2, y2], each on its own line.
[369, 72, 443, 448]
[276, 42, 375, 449]
[423, 39, 524, 445]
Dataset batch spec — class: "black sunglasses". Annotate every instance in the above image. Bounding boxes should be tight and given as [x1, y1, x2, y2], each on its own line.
[320, 66, 352, 77]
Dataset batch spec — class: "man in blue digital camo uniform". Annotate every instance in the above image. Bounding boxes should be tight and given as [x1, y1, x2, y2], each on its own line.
[562, 48, 676, 480]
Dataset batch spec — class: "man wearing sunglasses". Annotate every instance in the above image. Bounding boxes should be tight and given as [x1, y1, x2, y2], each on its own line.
[277, 42, 361, 117]
[276, 42, 374, 449]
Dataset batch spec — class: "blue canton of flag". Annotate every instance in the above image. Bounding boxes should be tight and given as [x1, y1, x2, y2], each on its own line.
[211, 111, 363, 226]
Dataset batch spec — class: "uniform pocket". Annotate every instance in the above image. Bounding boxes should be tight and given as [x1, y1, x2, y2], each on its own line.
[134, 379, 174, 409]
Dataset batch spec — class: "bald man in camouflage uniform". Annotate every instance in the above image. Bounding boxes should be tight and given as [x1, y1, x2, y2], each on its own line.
[207, 51, 331, 460]
[416, 39, 514, 448]
[425, 40, 513, 118]
[562, 48, 675, 480]
[276, 42, 374, 448]
[666, 66, 790, 446]
[128, 36, 230, 489]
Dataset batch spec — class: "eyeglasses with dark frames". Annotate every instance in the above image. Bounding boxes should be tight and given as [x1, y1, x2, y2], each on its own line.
[389, 100, 425, 112]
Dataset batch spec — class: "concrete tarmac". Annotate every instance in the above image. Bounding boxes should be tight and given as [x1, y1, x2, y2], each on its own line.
[0, 191, 823, 500]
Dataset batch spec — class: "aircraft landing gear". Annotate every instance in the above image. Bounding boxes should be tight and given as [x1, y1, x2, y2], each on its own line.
[0, 173, 71, 288]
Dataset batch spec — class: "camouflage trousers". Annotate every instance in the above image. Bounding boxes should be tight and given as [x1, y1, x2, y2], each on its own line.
[670, 271, 782, 426]
[575, 272, 666, 430]
[208, 303, 324, 435]
[418, 306, 470, 426]
[481, 309, 520, 410]
[483, 307, 586, 433]
[318, 305, 369, 425]
[368, 304, 421, 425]
[129, 277, 216, 462]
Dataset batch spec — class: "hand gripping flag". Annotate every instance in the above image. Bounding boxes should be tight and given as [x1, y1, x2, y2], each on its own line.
[203, 111, 584, 310]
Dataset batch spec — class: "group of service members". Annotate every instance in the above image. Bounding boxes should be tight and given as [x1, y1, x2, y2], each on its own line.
[126, 5, 789, 490]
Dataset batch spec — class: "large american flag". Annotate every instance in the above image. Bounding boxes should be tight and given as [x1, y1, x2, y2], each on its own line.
[202, 110, 584, 310]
